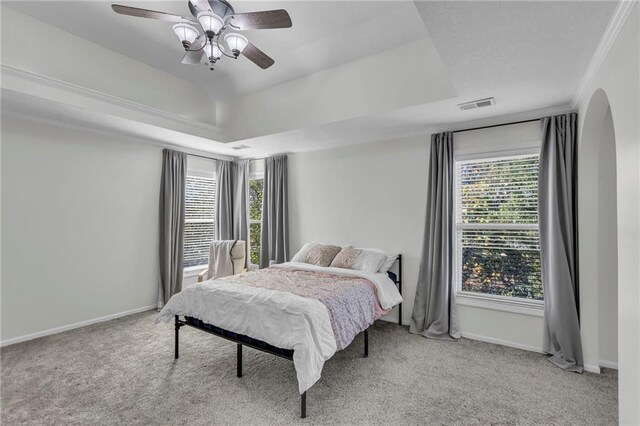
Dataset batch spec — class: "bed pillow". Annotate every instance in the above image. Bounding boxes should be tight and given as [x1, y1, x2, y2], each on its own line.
[290, 242, 314, 263]
[291, 243, 342, 267]
[362, 248, 399, 273]
[330, 248, 387, 273]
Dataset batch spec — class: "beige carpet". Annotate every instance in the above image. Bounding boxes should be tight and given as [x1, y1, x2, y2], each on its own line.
[1, 311, 617, 425]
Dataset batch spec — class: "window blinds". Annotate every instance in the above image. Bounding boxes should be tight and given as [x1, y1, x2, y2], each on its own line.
[455, 154, 543, 300]
[184, 175, 216, 268]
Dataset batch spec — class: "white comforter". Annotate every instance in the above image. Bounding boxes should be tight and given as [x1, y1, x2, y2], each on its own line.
[156, 262, 402, 393]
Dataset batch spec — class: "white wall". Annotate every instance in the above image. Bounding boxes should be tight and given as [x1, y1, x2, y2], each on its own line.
[1, 115, 161, 343]
[597, 107, 618, 368]
[289, 135, 428, 325]
[576, 4, 639, 424]
[288, 124, 546, 351]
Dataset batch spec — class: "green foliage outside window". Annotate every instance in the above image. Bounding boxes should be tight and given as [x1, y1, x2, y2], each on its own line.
[249, 179, 264, 265]
[459, 156, 543, 300]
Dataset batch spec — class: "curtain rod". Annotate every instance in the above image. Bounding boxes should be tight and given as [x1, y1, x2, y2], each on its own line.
[188, 153, 217, 160]
[452, 118, 541, 134]
[189, 153, 272, 162]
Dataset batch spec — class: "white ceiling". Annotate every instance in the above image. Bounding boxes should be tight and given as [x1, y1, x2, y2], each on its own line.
[6, 1, 429, 99]
[2, 1, 619, 158]
[225, 0, 618, 156]
[414, 1, 617, 106]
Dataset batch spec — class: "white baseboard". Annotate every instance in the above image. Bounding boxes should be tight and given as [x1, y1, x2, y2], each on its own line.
[599, 360, 618, 370]
[384, 318, 609, 373]
[386, 317, 545, 354]
[459, 331, 544, 354]
[584, 364, 601, 374]
[0, 305, 156, 347]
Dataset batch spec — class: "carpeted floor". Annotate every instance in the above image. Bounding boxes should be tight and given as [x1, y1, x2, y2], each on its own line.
[1, 311, 617, 425]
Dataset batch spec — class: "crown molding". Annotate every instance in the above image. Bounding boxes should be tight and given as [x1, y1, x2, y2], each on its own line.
[237, 104, 575, 158]
[2, 105, 236, 161]
[0, 64, 225, 136]
[572, 0, 638, 108]
[1, 87, 237, 160]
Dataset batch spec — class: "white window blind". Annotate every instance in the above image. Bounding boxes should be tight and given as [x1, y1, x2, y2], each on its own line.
[184, 175, 216, 268]
[455, 154, 543, 300]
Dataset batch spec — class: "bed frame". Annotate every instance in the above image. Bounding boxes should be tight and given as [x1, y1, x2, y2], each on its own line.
[173, 254, 402, 418]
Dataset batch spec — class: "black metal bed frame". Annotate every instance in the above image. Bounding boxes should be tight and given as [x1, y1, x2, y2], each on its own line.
[173, 254, 402, 418]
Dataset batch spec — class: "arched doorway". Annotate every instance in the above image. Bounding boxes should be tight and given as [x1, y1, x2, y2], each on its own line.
[578, 88, 618, 371]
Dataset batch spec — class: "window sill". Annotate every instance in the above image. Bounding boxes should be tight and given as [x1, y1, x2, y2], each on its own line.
[455, 291, 544, 317]
[183, 265, 207, 278]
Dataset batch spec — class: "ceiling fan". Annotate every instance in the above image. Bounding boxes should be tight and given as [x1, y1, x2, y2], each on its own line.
[111, 0, 292, 70]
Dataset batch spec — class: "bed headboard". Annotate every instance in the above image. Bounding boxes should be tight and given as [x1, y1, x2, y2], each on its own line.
[386, 254, 402, 326]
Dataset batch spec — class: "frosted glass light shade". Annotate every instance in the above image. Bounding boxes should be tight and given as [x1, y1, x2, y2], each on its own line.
[197, 12, 224, 36]
[172, 23, 200, 48]
[224, 33, 248, 55]
[204, 42, 225, 60]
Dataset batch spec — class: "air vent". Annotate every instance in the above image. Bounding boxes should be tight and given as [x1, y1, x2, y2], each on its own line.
[458, 97, 495, 111]
[232, 145, 250, 151]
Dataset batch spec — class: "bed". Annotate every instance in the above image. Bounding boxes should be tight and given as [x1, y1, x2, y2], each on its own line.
[156, 255, 403, 418]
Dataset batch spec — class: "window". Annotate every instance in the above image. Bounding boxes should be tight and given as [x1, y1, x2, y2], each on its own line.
[248, 177, 263, 267]
[183, 174, 216, 268]
[455, 153, 543, 301]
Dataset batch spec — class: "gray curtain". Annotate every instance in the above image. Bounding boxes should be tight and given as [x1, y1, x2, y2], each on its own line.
[260, 155, 289, 268]
[158, 149, 187, 308]
[215, 160, 234, 240]
[215, 159, 249, 265]
[410, 132, 460, 340]
[539, 113, 583, 372]
[233, 160, 250, 266]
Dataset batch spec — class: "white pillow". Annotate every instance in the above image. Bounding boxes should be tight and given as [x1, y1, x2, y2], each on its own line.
[356, 250, 388, 273]
[362, 248, 398, 273]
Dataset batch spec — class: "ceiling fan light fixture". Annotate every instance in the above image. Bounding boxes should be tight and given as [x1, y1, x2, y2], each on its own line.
[197, 11, 224, 37]
[204, 41, 225, 61]
[224, 33, 248, 57]
[172, 22, 200, 49]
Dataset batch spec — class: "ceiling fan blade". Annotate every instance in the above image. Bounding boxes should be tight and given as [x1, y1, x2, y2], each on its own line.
[182, 50, 205, 65]
[242, 42, 275, 69]
[189, 0, 212, 14]
[112, 4, 194, 23]
[230, 10, 292, 30]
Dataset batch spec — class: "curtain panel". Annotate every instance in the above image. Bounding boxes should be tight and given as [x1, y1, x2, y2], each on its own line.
[158, 149, 187, 308]
[260, 155, 289, 268]
[215, 159, 250, 266]
[233, 160, 250, 266]
[215, 160, 234, 240]
[538, 113, 584, 372]
[410, 132, 460, 340]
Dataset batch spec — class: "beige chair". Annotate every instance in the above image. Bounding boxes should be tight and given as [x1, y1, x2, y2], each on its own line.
[198, 240, 247, 282]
